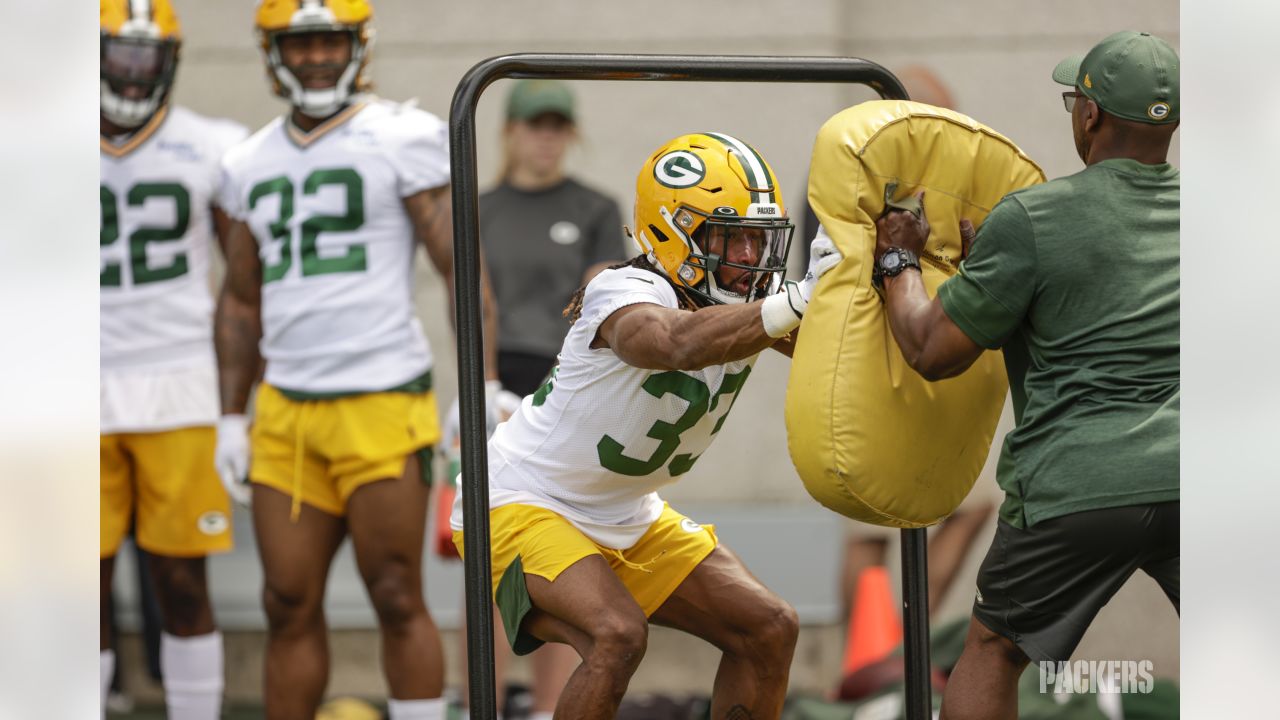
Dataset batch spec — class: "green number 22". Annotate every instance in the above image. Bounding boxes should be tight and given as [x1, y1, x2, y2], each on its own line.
[597, 367, 752, 477]
[248, 167, 366, 284]
[100, 182, 191, 287]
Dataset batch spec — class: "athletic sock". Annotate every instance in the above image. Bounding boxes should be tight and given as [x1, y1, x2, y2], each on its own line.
[100, 649, 115, 720]
[160, 631, 223, 720]
[529, 712, 554, 720]
[387, 697, 448, 720]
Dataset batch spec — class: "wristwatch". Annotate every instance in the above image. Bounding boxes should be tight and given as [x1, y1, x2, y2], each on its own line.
[873, 247, 921, 287]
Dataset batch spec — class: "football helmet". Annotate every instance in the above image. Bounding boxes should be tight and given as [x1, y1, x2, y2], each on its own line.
[255, 0, 375, 118]
[632, 133, 793, 305]
[100, 0, 181, 129]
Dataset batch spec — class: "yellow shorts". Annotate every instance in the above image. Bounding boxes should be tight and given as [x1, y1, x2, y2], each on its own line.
[250, 383, 440, 517]
[453, 503, 717, 655]
[100, 426, 232, 558]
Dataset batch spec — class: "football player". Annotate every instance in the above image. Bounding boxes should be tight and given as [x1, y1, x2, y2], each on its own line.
[451, 133, 842, 719]
[99, 1, 247, 718]
[214, 2, 502, 718]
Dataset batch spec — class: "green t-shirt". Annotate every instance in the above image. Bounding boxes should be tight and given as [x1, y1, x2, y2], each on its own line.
[938, 158, 1180, 528]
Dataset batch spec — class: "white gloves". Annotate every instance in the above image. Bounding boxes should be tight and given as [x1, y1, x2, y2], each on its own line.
[214, 414, 252, 506]
[443, 380, 523, 475]
[486, 379, 523, 431]
[761, 226, 845, 338]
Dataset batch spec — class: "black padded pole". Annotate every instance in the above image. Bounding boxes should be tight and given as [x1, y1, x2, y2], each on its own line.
[448, 53, 910, 720]
[901, 527, 932, 719]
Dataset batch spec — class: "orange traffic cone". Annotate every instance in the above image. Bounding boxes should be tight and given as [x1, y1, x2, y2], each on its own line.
[841, 565, 903, 677]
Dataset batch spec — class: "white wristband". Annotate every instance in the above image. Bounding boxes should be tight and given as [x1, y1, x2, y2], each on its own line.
[761, 290, 803, 338]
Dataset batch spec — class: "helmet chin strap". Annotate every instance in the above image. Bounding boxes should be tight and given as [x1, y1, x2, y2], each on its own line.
[101, 81, 163, 129]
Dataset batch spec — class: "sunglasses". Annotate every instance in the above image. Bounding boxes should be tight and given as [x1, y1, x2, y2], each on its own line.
[1062, 91, 1085, 113]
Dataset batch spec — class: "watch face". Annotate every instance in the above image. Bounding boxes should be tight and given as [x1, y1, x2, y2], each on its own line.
[882, 253, 902, 271]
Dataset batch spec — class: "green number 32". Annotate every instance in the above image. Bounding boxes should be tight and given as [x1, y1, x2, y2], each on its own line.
[597, 367, 752, 477]
[248, 167, 366, 284]
[100, 182, 191, 287]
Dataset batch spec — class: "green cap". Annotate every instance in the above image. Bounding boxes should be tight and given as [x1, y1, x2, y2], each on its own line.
[1052, 31, 1179, 124]
[505, 79, 575, 122]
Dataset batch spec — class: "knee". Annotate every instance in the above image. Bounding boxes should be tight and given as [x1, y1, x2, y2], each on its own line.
[745, 597, 800, 663]
[586, 607, 648, 672]
[151, 561, 212, 634]
[262, 583, 322, 634]
[366, 567, 426, 631]
[965, 619, 1028, 668]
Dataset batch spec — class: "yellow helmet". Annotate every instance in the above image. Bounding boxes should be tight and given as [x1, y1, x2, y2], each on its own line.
[255, 0, 375, 118]
[633, 132, 793, 305]
[100, 0, 181, 128]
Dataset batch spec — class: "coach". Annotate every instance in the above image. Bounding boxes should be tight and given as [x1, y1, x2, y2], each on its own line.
[871, 31, 1180, 720]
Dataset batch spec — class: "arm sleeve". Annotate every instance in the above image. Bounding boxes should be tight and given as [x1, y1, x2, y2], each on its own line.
[389, 109, 451, 198]
[936, 196, 1038, 349]
[586, 197, 627, 267]
[579, 268, 677, 340]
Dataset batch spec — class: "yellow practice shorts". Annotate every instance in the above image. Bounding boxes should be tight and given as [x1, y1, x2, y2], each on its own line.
[100, 426, 232, 558]
[453, 502, 718, 655]
[250, 383, 440, 517]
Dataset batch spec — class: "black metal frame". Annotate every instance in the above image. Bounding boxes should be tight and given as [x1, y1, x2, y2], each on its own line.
[448, 52, 928, 720]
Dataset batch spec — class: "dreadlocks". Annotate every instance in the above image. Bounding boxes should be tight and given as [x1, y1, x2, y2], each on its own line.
[562, 253, 705, 325]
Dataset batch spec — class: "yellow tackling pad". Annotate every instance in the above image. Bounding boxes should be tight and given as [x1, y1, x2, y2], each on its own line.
[787, 100, 1045, 527]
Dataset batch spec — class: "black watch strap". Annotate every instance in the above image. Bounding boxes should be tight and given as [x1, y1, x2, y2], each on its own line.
[872, 248, 921, 288]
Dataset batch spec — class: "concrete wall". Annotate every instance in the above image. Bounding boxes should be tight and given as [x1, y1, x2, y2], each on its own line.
[129, 0, 1180, 698]
[170, 0, 1177, 507]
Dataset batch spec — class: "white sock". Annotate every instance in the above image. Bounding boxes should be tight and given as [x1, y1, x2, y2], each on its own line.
[100, 649, 115, 720]
[530, 713, 554, 720]
[387, 697, 448, 720]
[160, 632, 224, 720]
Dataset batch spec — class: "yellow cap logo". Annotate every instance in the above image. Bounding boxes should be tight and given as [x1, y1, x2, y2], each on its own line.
[1084, 74, 1092, 89]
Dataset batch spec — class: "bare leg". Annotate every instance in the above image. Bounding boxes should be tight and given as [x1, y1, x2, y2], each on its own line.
[522, 556, 649, 720]
[253, 485, 346, 720]
[651, 546, 799, 720]
[530, 642, 578, 714]
[346, 454, 444, 700]
[147, 555, 216, 637]
[101, 556, 115, 651]
[939, 616, 1028, 720]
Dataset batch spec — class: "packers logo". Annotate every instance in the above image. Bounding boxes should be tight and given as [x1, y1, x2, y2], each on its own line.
[1147, 101, 1171, 120]
[1083, 73, 1092, 89]
[654, 151, 706, 189]
[197, 511, 229, 536]
[680, 517, 703, 534]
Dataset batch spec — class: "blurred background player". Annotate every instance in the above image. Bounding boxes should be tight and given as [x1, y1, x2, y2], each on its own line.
[444, 78, 626, 720]
[99, 0, 247, 718]
[451, 132, 842, 719]
[213, 1, 501, 718]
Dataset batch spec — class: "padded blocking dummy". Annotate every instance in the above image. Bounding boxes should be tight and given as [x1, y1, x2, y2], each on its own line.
[787, 100, 1045, 527]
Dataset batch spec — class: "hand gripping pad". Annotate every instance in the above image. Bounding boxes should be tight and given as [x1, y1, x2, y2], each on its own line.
[786, 100, 1045, 527]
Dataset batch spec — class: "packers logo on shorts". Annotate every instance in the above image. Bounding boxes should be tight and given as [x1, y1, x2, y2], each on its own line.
[197, 511, 229, 536]
[680, 518, 703, 534]
[654, 150, 706, 189]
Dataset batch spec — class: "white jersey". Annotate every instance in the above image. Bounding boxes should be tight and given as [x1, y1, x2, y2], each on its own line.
[219, 98, 450, 393]
[100, 105, 247, 433]
[451, 267, 759, 548]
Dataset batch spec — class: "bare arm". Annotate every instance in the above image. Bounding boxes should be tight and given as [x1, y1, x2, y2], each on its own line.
[214, 218, 264, 414]
[875, 200, 984, 381]
[405, 185, 500, 381]
[594, 300, 785, 371]
[881, 271, 983, 380]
